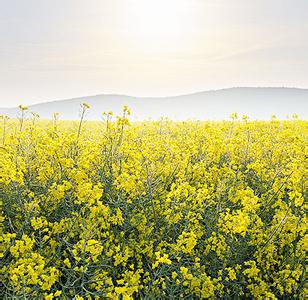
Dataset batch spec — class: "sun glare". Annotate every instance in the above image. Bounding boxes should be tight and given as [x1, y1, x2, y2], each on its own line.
[124, 0, 195, 52]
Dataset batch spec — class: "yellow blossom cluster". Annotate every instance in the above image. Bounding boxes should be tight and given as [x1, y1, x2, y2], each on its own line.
[0, 107, 307, 299]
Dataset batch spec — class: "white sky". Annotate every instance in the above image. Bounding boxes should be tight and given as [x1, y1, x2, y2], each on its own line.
[0, 0, 307, 107]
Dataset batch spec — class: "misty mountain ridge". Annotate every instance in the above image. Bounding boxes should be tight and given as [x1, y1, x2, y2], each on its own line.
[1, 87, 307, 120]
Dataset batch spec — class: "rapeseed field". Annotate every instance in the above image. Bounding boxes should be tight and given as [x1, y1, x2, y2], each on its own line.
[0, 105, 307, 299]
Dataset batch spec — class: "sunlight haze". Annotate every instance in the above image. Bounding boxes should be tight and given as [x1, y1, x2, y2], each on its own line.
[0, 0, 307, 107]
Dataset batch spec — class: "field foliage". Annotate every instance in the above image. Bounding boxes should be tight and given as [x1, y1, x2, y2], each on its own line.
[0, 107, 307, 299]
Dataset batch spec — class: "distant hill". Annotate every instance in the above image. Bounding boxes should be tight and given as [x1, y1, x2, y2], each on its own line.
[1, 87, 307, 120]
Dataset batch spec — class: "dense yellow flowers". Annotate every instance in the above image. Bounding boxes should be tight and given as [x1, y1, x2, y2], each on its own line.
[0, 108, 307, 299]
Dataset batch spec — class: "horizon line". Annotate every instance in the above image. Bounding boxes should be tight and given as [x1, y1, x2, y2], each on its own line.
[1, 86, 308, 109]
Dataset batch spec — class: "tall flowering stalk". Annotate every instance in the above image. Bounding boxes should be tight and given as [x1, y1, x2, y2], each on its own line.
[0, 115, 9, 145]
[18, 105, 28, 132]
[77, 102, 90, 140]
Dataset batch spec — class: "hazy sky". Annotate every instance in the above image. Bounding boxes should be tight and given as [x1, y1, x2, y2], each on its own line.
[0, 0, 308, 107]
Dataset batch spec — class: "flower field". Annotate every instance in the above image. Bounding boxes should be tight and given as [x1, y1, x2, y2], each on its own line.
[0, 107, 307, 299]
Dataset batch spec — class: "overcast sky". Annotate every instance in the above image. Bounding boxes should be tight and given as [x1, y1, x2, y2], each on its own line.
[0, 0, 307, 107]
